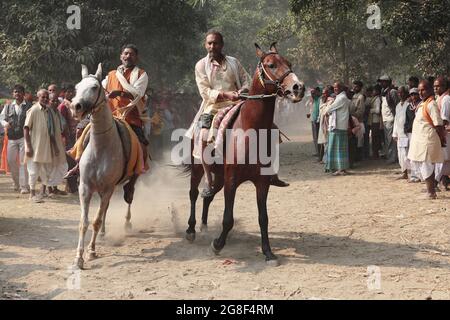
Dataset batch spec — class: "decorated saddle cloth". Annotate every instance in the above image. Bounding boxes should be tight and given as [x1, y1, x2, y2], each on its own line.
[192, 101, 245, 160]
[69, 118, 144, 182]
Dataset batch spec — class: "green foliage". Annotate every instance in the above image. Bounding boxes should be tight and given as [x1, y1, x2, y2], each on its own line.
[0, 0, 447, 95]
[204, 0, 292, 73]
[383, 0, 450, 75]
[288, 0, 448, 85]
[0, 0, 207, 92]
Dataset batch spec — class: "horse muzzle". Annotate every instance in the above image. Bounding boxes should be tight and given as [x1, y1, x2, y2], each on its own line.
[282, 74, 305, 103]
[71, 100, 90, 119]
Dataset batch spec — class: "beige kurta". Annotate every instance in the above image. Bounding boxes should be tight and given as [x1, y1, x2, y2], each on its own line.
[318, 97, 334, 144]
[25, 103, 65, 164]
[408, 99, 444, 163]
[195, 55, 250, 115]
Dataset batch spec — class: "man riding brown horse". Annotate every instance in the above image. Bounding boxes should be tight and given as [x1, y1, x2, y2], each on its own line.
[186, 30, 289, 198]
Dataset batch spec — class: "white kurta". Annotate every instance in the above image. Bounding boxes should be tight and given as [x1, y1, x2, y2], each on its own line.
[393, 101, 410, 171]
[408, 98, 444, 179]
[435, 93, 450, 180]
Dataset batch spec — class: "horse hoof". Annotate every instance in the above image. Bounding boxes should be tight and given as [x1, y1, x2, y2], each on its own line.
[186, 232, 196, 242]
[73, 257, 84, 270]
[210, 240, 221, 255]
[266, 258, 280, 267]
[88, 252, 98, 261]
[200, 224, 208, 233]
[125, 222, 132, 234]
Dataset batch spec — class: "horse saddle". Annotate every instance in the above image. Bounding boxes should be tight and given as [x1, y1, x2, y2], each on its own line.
[212, 101, 245, 148]
[192, 101, 244, 160]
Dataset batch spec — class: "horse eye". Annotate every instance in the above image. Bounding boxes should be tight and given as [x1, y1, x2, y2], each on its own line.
[268, 63, 275, 69]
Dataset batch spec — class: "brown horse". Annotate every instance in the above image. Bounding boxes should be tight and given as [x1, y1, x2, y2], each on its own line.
[185, 43, 304, 265]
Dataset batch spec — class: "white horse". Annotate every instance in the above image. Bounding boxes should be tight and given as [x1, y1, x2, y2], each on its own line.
[72, 64, 140, 269]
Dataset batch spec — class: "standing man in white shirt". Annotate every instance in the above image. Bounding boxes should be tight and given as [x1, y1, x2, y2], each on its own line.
[325, 81, 351, 176]
[434, 76, 450, 190]
[392, 86, 411, 180]
[379, 75, 399, 164]
[0, 85, 32, 194]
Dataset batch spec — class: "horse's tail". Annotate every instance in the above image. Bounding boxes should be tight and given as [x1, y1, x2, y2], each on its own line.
[170, 137, 194, 177]
[169, 160, 192, 177]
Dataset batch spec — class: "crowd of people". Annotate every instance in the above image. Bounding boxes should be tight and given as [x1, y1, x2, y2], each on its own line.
[306, 75, 449, 199]
[0, 82, 198, 203]
[0, 37, 448, 204]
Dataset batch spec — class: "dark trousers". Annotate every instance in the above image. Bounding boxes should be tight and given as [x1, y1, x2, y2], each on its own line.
[311, 121, 319, 156]
[348, 135, 358, 167]
[318, 144, 325, 162]
[369, 124, 382, 158]
[383, 121, 398, 163]
[65, 154, 78, 193]
[363, 121, 370, 159]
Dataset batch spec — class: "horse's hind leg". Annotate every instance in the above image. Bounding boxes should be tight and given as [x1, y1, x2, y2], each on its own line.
[186, 165, 202, 242]
[74, 183, 92, 269]
[201, 173, 224, 233]
[211, 178, 237, 254]
[87, 188, 114, 260]
[123, 174, 139, 233]
[256, 181, 278, 266]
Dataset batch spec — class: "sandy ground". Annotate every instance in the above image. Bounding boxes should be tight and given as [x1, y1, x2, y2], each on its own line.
[1, 109, 450, 300]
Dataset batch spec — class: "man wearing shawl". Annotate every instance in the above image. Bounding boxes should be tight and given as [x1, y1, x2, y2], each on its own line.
[104, 44, 149, 168]
[24, 89, 65, 203]
[65, 44, 149, 178]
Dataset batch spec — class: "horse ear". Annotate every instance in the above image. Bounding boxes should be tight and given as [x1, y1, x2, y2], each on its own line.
[95, 63, 102, 81]
[81, 64, 89, 79]
[270, 42, 278, 53]
[255, 43, 264, 58]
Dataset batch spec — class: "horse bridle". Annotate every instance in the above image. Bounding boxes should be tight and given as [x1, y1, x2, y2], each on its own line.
[240, 53, 293, 100]
[82, 76, 114, 135]
[258, 52, 293, 95]
[87, 75, 106, 115]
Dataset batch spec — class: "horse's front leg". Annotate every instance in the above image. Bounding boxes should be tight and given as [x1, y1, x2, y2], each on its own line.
[211, 174, 237, 254]
[123, 174, 138, 233]
[256, 179, 279, 266]
[100, 202, 109, 238]
[186, 165, 202, 242]
[87, 188, 114, 260]
[74, 183, 92, 269]
[201, 172, 224, 233]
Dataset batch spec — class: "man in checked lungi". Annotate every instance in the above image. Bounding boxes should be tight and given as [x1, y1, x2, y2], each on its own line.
[324, 81, 351, 176]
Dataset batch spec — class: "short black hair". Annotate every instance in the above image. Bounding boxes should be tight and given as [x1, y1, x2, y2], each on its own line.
[205, 30, 224, 44]
[63, 84, 76, 91]
[408, 76, 419, 85]
[373, 84, 382, 94]
[426, 76, 435, 84]
[121, 44, 138, 55]
[13, 84, 25, 93]
[353, 80, 363, 88]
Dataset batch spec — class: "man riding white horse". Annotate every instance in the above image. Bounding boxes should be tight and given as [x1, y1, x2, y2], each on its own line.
[65, 44, 150, 178]
[186, 30, 289, 198]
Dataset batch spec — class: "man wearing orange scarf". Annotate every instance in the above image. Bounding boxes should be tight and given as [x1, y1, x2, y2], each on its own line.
[104, 44, 150, 170]
[65, 44, 150, 178]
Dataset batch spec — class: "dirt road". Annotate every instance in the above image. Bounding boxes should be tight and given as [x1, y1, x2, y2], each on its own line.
[1, 118, 450, 300]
